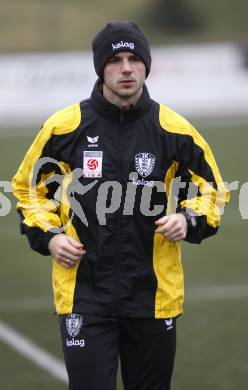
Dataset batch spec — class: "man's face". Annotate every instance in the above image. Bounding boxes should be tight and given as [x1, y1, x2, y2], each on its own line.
[103, 52, 146, 101]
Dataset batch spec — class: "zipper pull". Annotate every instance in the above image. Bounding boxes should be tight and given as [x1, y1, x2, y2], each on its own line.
[120, 110, 124, 122]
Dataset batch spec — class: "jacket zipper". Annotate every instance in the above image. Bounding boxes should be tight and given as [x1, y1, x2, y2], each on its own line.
[114, 110, 124, 315]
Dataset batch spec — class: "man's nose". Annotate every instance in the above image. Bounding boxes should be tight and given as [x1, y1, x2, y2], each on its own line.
[121, 58, 132, 73]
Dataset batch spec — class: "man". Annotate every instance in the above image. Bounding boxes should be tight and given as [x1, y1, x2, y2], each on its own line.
[12, 21, 229, 390]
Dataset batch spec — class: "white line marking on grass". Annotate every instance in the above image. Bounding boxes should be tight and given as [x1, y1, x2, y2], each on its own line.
[0, 320, 68, 384]
[0, 116, 248, 138]
[0, 129, 38, 138]
[1, 285, 248, 314]
[0, 297, 52, 312]
[186, 284, 248, 301]
[192, 115, 248, 129]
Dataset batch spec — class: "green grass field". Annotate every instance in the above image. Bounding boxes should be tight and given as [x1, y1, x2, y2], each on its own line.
[0, 120, 247, 389]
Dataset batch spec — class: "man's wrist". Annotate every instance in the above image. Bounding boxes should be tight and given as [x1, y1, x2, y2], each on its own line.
[40, 231, 59, 253]
[178, 210, 197, 239]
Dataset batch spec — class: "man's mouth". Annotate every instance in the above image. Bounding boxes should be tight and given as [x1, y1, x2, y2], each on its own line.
[119, 79, 135, 84]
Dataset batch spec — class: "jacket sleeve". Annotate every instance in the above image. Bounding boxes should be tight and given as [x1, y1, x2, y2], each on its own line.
[12, 104, 80, 255]
[160, 104, 230, 244]
[178, 129, 229, 243]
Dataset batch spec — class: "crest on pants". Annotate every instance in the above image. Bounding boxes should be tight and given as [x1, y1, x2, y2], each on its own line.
[135, 153, 156, 178]
[66, 314, 83, 337]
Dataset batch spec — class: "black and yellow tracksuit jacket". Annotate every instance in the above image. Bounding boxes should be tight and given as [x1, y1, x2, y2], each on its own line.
[12, 81, 229, 318]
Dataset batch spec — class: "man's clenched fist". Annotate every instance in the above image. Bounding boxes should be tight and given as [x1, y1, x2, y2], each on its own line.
[155, 213, 187, 242]
[48, 234, 86, 268]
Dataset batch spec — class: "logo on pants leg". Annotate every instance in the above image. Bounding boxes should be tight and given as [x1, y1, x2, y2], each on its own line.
[66, 314, 83, 337]
[66, 338, 85, 348]
[165, 318, 173, 331]
[65, 314, 85, 348]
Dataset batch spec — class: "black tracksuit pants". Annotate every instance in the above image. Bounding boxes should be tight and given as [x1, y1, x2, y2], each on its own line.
[59, 314, 176, 390]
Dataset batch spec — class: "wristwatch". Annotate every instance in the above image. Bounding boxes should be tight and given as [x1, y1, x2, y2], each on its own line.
[179, 210, 197, 237]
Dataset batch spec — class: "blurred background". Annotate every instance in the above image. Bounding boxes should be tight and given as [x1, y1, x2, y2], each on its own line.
[0, 1, 248, 389]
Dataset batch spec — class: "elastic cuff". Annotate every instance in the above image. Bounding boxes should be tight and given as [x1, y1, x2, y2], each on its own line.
[39, 231, 58, 254]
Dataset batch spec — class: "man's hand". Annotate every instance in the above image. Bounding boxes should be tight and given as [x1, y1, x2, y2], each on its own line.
[48, 234, 86, 268]
[155, 213, 187, 242]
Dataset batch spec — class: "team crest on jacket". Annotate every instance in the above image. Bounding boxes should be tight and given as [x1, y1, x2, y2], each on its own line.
[66, 314, 83, 337]
[135, 153, 156, 177]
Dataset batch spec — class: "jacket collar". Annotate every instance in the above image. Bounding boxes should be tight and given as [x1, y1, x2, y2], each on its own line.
[89, 79, 151, 122]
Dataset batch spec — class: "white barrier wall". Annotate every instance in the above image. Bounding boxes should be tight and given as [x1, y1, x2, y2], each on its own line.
[0, 43, 248, 127]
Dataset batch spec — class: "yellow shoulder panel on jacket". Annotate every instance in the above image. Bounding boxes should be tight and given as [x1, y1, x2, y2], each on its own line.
[159, 104, 193, 135]
[159, 103, 210, 151]
[43, 103, 81, 135]
[159, 104, 223, 185]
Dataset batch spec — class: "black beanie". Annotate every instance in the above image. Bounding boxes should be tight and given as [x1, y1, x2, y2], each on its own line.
[92, 21, 152, 79]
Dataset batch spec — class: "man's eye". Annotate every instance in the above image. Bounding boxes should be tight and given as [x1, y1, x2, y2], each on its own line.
[109, 57, 120, 63]
[130, 56, 140, 62]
